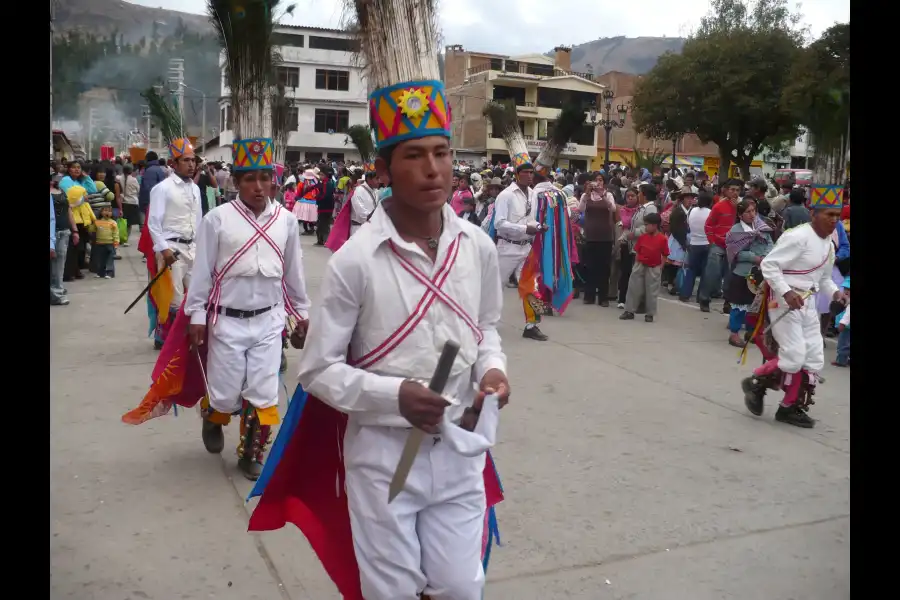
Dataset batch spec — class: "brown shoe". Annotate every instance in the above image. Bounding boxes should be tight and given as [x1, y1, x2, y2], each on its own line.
[201, 419, 225, 454]
[728, 333, 744, 348]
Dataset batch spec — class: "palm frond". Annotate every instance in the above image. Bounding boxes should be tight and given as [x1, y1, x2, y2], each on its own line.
[208, 0, 283, 138]
[269, 84, 292, 164]
[347, 0, 441, 88]
[482, 99, 529, 159]
[344, 124, 376, 164]
[141, 86, 184, 144]
[535, 103, 586, 170]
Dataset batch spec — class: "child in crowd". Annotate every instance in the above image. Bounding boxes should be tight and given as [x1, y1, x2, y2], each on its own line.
[91, 204, 119, 279]
[832, 277, 851, 367]
[620, 212, 668, 323]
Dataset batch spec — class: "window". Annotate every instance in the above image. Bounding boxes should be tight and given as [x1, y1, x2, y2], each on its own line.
[271, 33, 304, 48]
[287, 107, 299, 131]
[326, 152, 345, 162]
[305, 152, 323, 162]
[314, 109, 349, 134]
[489, 58, 503, 71]
[504, 60, 520, 73]
[276, 66, 300, 88]
[220, 105, 232, 131]
[525, 62, 554, 76]
[492, 85, 525, 105]
[537, 88, 595, 110]
[571, 124, 595, 146]
[309, 35, 359, 52]
[315, 69, 350, 91]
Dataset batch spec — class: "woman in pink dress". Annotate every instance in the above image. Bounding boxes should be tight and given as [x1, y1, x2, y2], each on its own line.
[450, 172, 474, 214]
[293, 170, 320, 235]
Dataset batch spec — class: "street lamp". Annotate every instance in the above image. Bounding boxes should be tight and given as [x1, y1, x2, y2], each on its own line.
[596, 89, 628, 171]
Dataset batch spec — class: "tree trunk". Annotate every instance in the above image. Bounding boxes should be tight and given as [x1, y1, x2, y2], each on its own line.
[739, 157, 753, 180]
[718, 147, 733, 181]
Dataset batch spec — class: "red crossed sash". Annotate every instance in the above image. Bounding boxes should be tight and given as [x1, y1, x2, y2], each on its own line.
[349, 233, 481, 371]
[207, 201, 302, 325]
[782, 246, 832, 275]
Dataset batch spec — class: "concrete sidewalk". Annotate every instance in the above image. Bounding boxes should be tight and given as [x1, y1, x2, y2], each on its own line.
[50, 238, 849, 600]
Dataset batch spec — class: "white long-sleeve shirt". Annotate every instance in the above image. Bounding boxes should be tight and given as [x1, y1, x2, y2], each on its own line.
[760, 222, 838, 301]
[493, 181, 535, 242]
[297, 202, 507, 428]
[186, 200, 311, 325]
[148, 174, 203, 253]
[349, 183, 377, 225]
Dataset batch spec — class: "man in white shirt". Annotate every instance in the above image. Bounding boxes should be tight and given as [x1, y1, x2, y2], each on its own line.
[494, 162, 548, 341]
[251, 57, 509, 596]
[680, 191, 713, 302]
[185, 136, 311, 480]
[147, 138, 202, 348]
[349, 169, 379, 234]
[741, 196, 846, 429]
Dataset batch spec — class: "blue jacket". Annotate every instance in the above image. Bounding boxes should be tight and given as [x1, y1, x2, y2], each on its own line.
[835, 220, 849, 260]
[59, 174, 98, 196]
[139, 165, 166, 209]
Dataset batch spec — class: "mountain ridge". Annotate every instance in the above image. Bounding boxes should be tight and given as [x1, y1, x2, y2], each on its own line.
[54, 0, 685, 76]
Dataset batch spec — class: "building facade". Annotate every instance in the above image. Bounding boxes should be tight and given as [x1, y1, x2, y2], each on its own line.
[217, 25, 369, 164]
[445, 45, 606, 172]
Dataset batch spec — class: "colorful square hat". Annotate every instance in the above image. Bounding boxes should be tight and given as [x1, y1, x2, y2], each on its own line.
[369, 79, 452, 149]
[232, 137, 274, 172]
[168, 137, 195, 159]
[809, 184, 843, 210]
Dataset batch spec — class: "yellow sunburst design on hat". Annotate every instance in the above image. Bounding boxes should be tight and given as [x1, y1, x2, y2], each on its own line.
[397, 88, 429, 120]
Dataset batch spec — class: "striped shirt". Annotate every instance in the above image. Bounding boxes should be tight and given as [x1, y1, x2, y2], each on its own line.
[94, 218, 119, 246]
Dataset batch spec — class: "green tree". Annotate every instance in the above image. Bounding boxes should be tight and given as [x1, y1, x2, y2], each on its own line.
[631, 0, 803, 178]
[782, 23, 849, 171]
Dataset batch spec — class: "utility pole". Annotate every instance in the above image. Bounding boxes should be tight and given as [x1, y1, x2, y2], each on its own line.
[87, 107, 100, 160]
[141, 105, 151, 150]
[168, 58, 185, 136]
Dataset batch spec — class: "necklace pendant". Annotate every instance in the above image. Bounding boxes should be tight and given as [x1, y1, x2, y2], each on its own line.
[427, 238, 439, 250]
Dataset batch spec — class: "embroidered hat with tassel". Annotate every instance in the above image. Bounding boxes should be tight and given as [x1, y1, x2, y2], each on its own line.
[532, 103, 586, 178]
[349, 0, 451, 150]
[483, 99, 532, 172]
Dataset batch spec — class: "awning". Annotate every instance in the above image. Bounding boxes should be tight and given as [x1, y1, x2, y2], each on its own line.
[662, 155, 704, 168]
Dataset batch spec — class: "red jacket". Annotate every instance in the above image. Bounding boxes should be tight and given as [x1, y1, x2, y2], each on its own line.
[705, 199, 736, 248]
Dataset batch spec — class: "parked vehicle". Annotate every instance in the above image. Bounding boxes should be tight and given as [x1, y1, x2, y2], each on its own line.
[774, 168, 813, 187]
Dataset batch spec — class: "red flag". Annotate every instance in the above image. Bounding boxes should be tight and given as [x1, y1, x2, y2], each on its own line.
[121, 305, 207, 425]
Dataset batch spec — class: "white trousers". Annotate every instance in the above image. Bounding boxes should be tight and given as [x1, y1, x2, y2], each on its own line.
[344, 423, 486, 600]
[157, 241, 195, 310]
[497, 240, 530, 282]
[770, 299, 824, 374]
[206, 307, 284, 414]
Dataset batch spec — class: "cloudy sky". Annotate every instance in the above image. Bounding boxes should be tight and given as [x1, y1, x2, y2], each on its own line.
[131, 0, 849, 54]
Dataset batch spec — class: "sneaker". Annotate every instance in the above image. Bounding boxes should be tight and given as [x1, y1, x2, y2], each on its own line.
[103, 275, 111, 279]
[774, 405, 815, 428]
[699, 302, 711, 313]
[95, 274, 104, 279]
[522, 326, 548, 341]
[644, 314, 654, 323]
[50, 298, 70, 306]
[122, 242, 130, 247]
[505, 280, 519, 289]
[616, 302, 625, 309]
[830, 361, 848, 368]
[619, 311, 635, 320]
[599, 301, 609, 307]
[678, 296, 690, 303]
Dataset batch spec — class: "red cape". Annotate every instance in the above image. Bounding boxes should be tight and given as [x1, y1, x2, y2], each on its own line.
[248, 392, 504, 599]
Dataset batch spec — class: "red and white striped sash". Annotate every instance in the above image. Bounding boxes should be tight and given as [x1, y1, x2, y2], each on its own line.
[207, 201, 303, 325]
[782, 246, 832, 275]
[349, 234, 482, 371]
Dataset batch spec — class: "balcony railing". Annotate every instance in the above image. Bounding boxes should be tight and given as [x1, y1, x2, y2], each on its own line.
[465, 63, 604, 85]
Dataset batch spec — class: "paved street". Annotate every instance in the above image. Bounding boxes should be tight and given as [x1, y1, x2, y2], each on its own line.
[50, 237, 850, 600]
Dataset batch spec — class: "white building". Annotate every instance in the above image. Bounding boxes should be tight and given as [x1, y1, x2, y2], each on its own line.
[217, 25, 369, 164]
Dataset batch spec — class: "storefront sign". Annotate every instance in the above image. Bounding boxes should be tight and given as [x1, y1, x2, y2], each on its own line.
[526, 140, 580, 155]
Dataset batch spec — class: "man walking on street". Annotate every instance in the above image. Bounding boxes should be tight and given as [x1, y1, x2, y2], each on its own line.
[700, 177, 742, 312]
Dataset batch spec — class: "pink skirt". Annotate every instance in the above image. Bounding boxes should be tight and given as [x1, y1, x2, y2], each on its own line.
[293, 200, 318, 223]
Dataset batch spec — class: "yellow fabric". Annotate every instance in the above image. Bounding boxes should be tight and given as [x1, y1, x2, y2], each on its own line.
[523, 295, 539, 325]
[149, 268, 175, 324]
[256, 406, 280, 426]
[201, 396, 232, 425]
[66, 186, 96, 226]
[337, 176, 351, 191]
[94, 218, 119, 246]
